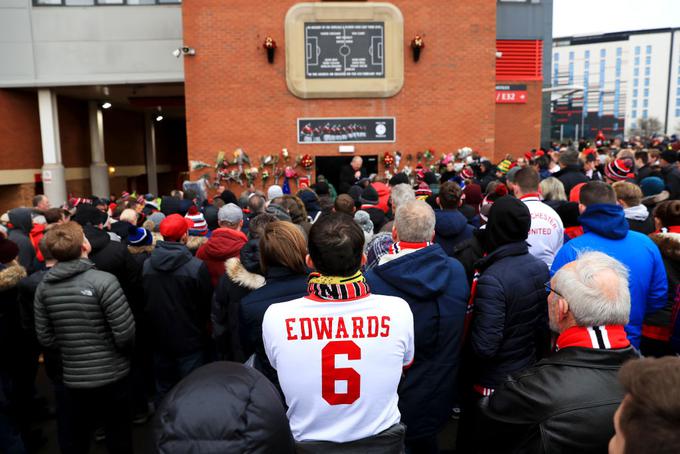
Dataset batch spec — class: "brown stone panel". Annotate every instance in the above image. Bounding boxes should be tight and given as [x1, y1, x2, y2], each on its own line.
[103, 109, 146, 167]
[494, 81, 543, 158]
[182, 0, 497, 188]
[0, 90, 42, 170]
[58, 97, 91, 168]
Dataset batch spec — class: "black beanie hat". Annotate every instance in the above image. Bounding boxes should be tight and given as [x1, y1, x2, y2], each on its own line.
[218, 189, 238, 205]
[661, 150, 678, 164]
[389, 173, 410, 186]
[359, 185, 379, 205]
[73, 204, 107, 227]
[0, 238, 19, 264]
[484, 196, 531, 252]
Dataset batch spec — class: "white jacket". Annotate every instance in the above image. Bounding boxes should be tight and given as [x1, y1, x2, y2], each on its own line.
[519, 194, 564, 268]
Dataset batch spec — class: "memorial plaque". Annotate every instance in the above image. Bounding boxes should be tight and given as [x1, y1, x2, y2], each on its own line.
[304, 22, 385, 79]
[298, 117, 395, 144]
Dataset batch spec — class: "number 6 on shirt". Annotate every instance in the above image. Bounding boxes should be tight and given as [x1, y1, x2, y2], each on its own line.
[321, 340, 361, 405]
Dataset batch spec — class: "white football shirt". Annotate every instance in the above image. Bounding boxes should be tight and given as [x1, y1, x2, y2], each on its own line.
[262, 293, 415, 443]
[520, 194, 564, 268]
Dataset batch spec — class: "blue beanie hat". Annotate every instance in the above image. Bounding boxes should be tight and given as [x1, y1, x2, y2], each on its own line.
[640, 176, 665, 197]
[128, 225, 153, 246]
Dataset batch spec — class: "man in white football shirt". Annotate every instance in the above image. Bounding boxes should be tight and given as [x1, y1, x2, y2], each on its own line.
[262, 213, 414, 448]
[511, 167, 564, 268]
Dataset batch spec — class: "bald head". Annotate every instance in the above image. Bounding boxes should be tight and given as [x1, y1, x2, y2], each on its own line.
[394, 200, 435, 242]
[351, 156, 363, 171]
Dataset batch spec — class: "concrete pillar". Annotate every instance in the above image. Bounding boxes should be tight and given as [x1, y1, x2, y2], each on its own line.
[144, 112, 159, 195]
[37, 89, 67, 206]
[88, 101, 110, 198]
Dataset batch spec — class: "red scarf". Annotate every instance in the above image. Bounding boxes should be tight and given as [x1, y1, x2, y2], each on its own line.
[556, 325, 629, 351]
[306, 271, 370, 302]
[654, 225, 680, 234]
[388, 241, 431, 254]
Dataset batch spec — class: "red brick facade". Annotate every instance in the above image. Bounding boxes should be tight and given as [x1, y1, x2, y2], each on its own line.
[182, 0, 499, 187]
[495, 80, 543, 158]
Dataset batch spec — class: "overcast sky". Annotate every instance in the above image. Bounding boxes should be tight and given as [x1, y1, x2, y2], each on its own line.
[553, 0, 680, 37]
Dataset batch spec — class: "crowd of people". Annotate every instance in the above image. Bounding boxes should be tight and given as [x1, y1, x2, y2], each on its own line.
[1, 134, 680, 453]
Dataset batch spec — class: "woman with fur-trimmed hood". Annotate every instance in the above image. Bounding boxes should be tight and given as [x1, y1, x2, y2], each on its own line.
[642, 200, 680, 357]
[211, 214, 277, 361]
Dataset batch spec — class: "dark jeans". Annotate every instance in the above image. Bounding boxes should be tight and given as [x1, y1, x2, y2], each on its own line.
[295, 423, 406, 454]
[153, 350, 204, 405]
[59, 377, 133, 454]
[405, 435, 438, 454]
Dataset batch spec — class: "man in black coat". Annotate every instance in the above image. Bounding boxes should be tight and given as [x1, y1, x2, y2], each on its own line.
[338, 156, 367, 194]
[479, 251, 638, 453]
[554, 149, 588, 196]
[659, 149, 680, 199]
[142, 214, 213, 403]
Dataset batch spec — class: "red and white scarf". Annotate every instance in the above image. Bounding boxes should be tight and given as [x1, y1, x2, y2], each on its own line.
[388, 241, 431, 254]
[555, 325, 629, 351]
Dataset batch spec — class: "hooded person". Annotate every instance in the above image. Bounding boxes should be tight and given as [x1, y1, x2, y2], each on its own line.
[551, 181, 667, 348]
[433, 181, 475, 256]
[152, 362, 295, 454]
[196, 204, 248, 287]
[142, 214, 214, 403]
[366, 200, 469, 452]
[613, 181, 655, 235]
[353, 210, 374, 249]
[7, 208, 39, 274]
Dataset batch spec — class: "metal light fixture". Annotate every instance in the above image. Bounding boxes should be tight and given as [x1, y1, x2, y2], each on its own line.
[102, 102, 112, 109]
[263, 36, 277, 64]
[411, 35, 425, 62]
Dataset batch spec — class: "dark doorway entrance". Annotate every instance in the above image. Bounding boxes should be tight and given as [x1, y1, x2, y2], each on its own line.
[316, 155, 378, 191]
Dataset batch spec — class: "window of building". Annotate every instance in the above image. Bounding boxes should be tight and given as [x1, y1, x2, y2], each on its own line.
[635, 56, 640, 66]
[600, 48, 606, 58]
[632, 110, 637, 118]
[676, 109, 680, 117]
[635, 46, 641, 55]
[646, 45, 652, 54]
[644, 99, 649, 108]
[616, 47, 622, 56]
[645, 67, 650, 76]
[634, 78, 639, 87]
[634, 68, 639, 77]
[644, 88, 649, 97]
[633, 89, 638, 98]
[644, 78, 650, 87]
[645, 56, 651, 65]
[585, 50, 590, 58]
[643, 110, 648, 118]
[632, 100, 638, 108]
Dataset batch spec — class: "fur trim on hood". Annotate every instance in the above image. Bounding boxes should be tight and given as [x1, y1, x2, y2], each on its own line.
[128, 244, 155, 255]
[650, 232, 680, 261]
[186, 235, 208, 252]
[226, 257, 265, 290]
[0, 261, 27, 291]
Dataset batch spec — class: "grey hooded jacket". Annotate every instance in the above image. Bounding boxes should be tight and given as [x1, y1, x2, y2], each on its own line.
[34, 258, 135, 388]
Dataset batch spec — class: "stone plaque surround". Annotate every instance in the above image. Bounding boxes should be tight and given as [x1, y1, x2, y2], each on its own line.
[285, 2, 404, 99]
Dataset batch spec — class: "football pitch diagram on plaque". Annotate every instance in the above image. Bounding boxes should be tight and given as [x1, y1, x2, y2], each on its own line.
[304, 22, 385, 79]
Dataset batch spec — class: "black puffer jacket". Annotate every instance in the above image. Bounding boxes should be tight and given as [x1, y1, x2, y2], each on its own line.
[471, 241, 550, 388]
[84, 225, 142, 311]
[8, 208, 39, 274]
[142, 241, 213, 356]
[34, 259, 135, 388]
[0, 262, 27, 372]
[479, 345, 638, 453]
[153, 362, 294, 454]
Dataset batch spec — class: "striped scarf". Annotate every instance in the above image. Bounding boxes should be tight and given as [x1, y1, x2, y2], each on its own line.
[556, 325, 629, 351]
[307, 271, 370, 301]
[388, 241, 431, 254]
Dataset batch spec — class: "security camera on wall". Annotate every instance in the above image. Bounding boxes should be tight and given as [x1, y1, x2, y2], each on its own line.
[172, 47, 196, 58]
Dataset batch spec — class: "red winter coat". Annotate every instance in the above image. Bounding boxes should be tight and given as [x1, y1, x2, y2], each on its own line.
[196, 228, 248, 286]
[30, 224, 46, 263]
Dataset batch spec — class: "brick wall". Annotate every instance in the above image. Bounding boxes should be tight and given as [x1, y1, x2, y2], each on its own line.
[0, 90, 42, 170]
[495, 81, 543, 157]
[182, 0, 498, 189]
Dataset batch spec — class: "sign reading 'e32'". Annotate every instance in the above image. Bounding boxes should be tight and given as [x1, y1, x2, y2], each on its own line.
[495, 84, 528, 104]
